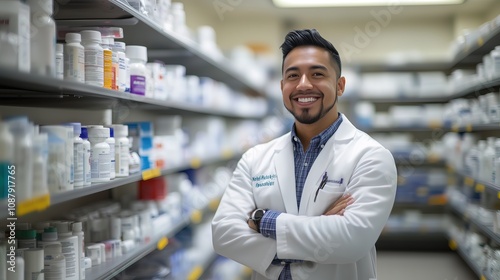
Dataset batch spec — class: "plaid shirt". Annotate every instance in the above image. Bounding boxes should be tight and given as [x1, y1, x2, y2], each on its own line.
[260, 113, 343, 279]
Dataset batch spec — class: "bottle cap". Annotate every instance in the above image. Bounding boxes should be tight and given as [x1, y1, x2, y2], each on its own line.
[64, 122, 82, 137]
[80, 30, 102, 43]
[72, 222, 83, 233]
[41, 230, 58, 242]
[109, 127, 114, 138]
[113, 41, 126, 52]
[126, 46, 148, 62]
[16, 229, 36, 239]
[80, 127, 89, 140]
[88, 127, 110, 139]
[112, 124, 128, 137]
[65, 32, 81, 43]
[27, 0, 53, 15]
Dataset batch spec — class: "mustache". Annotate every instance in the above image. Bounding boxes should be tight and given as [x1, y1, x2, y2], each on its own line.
[290, 91, 323, 99]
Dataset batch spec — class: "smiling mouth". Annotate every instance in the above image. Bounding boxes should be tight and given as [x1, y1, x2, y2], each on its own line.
[295, 97, 319, 103]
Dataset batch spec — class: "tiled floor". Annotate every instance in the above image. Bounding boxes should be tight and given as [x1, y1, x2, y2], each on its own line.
[377, 251, 478, 280]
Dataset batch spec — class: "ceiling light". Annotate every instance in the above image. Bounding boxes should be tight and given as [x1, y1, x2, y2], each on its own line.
[272, 0, 464, 7]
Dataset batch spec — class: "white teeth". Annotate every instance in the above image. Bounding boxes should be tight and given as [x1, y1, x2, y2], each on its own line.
[297, 97, 317, 103]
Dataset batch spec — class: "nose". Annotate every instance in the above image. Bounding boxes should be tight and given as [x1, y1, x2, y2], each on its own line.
[296, 74, 313, 90]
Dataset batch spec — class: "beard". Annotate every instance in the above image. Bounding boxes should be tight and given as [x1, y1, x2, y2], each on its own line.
[285, 89, 337, 125]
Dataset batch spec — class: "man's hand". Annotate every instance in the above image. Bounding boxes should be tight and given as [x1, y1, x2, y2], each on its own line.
[323, 193, 354, 216]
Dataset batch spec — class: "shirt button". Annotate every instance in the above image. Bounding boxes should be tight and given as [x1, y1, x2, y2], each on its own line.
[304, 162, 308, 166]
[320, 144, 325, 149]
[293, 137, 298, 142]
[281, 261, 286, 265]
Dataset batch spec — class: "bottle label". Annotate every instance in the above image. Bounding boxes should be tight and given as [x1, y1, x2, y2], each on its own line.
[74, 142, 84, 187]
[103, 49, 113, 89]
[65, 46, 85, 82]
[84, 48, 104, 86]
[116, 142, 129, 176]
[130, 75, 146, 95]
[90, 148, 110, 179]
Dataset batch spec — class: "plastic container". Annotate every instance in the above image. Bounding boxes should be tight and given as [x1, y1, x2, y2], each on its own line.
[40, 125, 74, 193]
[102, 37, 113, 89]
[5, 116, 33, 202]
[0, 122, 13, 200]
[16, 229, 37, 249]
[80, 127, 92, 186]
[32, 132, 49, 198]
[64, 32, 85, 83]
[6, 255, 24, 280]
[24, 248, 44, 280]
[126, 45, 148, 96]
[55, 43, 64, 79]
[107, 127, 116, 180]
[171, 2, 186, 35]
[113, 41, 127, 92]
[27, 0, 56, 76]
[81, 30, 104, 87]
[108, 37, 119, 90]
[72, 222, 85, 280]
[491, 46, 500, 78]
[43, 243, 66, 280]
[112, 124, 129, 177]
[88, 126, 111, 182]
[0, 0, 30, 72]
[55, 222, 80, 280]
[66, 123, 84, 188]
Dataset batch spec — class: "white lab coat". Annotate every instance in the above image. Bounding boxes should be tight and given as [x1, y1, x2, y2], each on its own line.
[212, 115, 397, 280]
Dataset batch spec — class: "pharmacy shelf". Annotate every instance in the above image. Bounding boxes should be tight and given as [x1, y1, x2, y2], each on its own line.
[182, 250, 218, 280]
[451, 24, 500, 68]
[454, 169, 500, 194]
[352, 95, 450, 104]
[54, 0, 264, 95]
[362, 126, 439, 133]
[0, 68, 265, 119]
[453, 244, 491, 280]
[364, 122, 500, 134]
[448, 203, 500, 245]
[447, 76, 500, 100]
[0, 151, 241, 220]
[352, 60, 451, 73]
[86, 213, 192, 279]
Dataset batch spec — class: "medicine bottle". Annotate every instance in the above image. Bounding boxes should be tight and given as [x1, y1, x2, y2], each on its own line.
[72, 222, 85, 280]
[66, 123, 84, 188]
[491, 46, 500, 78]
[102, 37, 113, 89]
[5, 116, 33, 202]
[44, 243, 66, 279]
[107, 37, 118, 90]
[81, 30, 104, 87]
[16, 229, 37, 249]
[80, 127, 92, 186]
[0, 0, 30, 73]
[107, 127, 116, 180]
[0, 122, 13, 200]
[126, 45, 148, 96]
[113, 41, 127, 92]
[88, 126, 111, 182]
[55, 222, 79, 280]
[64, 32, 85, 83]
[27, 0, 56, 77]
[112, 124, 130, 177]
[24, 248, 44, 280]
[56, 43, 64, 79]
[32, 132, 48, 198]
[6, 255, 24, 280]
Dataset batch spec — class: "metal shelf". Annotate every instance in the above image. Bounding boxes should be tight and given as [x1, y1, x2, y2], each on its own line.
[447, 77, 500, 100]
[54, 0, 264, 95]
[351, 96, 450, 104]
[86, 215, 191, 280]
[448, 204, 500, 245]
[351, 60, 451, 73]
[452, 242, 492, 280]
[451, 24, 500, 69]
[454, 170, 500, 194]
[0, 68, 265, 119]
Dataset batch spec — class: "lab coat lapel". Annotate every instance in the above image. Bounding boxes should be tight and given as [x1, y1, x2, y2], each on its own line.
[274, 140, 299, 215]
[298, 138, 335, 214]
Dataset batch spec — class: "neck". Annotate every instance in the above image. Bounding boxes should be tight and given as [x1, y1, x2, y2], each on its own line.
[295, 111, 340, 150]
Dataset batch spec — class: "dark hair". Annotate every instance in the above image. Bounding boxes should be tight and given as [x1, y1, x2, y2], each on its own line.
[280, 29, 342, 77]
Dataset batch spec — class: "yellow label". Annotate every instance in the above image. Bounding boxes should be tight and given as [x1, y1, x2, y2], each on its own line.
[449, 239, 457, 250]
[428, 121, 442, 129]
[208, 199, 220, 212]
[191, 210, 203, 224]
[427, 154, 440, 163]
[187, 266, 203, 280]
[464, 177, 474, 187]
[142, 168, 161, 181]
[221, 149, 233, 160]
[480, 275, 486, 280]
[157, 237, 168, 251]
[190, 158, 202, 169]
[477, 37, 484, 46]
[17, 194, 51, 216]
[103, 49, 113, 89]
[416, 186, 429, 197]
[498, 192, 500, 199]
[475, 183, 485, 193]
[465, 124, 472, 132]
[451, 124, 459, 132]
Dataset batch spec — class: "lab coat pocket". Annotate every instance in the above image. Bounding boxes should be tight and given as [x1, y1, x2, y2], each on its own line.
[314, 183, 346, 213]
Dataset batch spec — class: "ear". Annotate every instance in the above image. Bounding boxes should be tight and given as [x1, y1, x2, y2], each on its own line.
[280, 79, 284, 92]
[336, 76, 346, 97]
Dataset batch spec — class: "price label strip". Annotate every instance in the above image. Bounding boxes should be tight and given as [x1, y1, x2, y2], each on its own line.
[17, 194, 51, 216]
[142, 168, 161, 181]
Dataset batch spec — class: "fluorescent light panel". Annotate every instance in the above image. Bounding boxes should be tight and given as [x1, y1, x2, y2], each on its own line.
[273, 0, 464, 7]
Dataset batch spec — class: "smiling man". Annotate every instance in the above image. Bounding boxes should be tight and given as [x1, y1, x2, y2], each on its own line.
[212, 29, 397, 280]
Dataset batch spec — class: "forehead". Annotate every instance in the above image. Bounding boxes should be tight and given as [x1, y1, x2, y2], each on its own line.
[283, 46, 334, 70]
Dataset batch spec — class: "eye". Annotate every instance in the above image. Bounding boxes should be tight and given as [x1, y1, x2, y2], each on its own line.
[287, 73, 299, 79]
[312, 72, 325, 77]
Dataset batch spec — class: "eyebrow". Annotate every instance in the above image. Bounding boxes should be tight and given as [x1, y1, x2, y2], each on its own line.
[284, 65, 329, 74]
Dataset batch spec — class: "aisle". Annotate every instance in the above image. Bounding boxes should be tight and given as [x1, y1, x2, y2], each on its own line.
[377, 251, 478, 280]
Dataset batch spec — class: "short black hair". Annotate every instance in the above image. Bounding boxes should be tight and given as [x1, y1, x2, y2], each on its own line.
[280, 29, 342, 77]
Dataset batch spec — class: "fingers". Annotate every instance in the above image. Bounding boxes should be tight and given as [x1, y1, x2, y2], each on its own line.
[323, 194, 354, 216]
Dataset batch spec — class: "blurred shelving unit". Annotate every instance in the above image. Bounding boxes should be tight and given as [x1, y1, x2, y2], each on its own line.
[0, 0, 273, 279]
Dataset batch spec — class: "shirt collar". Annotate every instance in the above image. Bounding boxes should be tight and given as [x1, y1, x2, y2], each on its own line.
[290, 113, 343, 148]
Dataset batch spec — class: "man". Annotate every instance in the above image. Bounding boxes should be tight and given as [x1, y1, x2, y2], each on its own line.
[212, 28, 397, 280]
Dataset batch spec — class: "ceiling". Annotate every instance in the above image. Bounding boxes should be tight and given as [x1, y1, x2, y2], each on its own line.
[204, 0, 496, 22]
